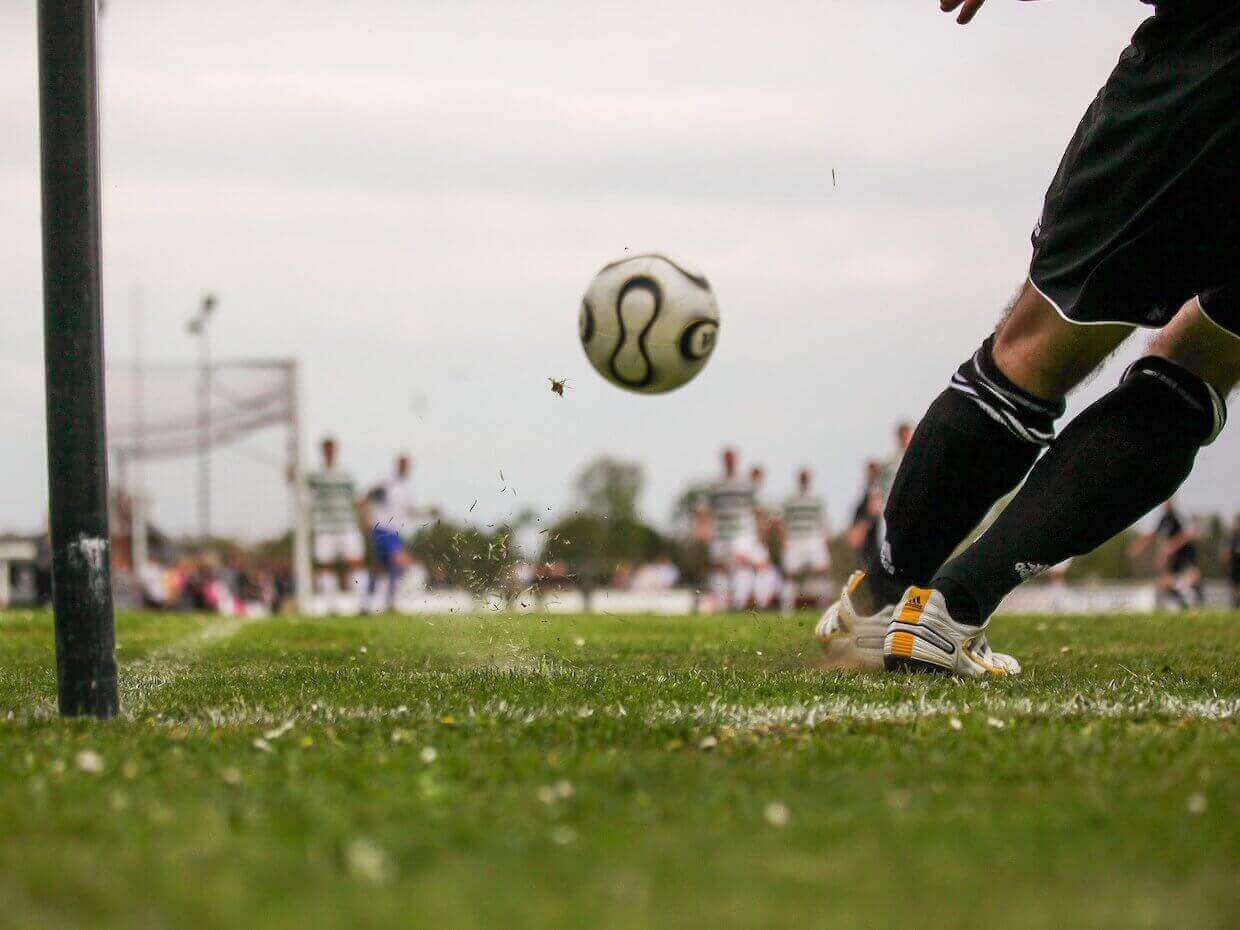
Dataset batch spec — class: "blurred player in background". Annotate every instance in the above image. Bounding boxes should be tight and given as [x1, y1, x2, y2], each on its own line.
[1130, 499, 1204, 610]
[364, 453, 420, 613]
[707, 448, 760, 611]
[749, 465, 782, 610]
[781, 468, 830, 612]
[306, 436, 366, 612]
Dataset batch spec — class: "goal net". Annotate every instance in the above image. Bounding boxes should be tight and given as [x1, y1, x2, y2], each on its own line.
[104, 358, 312, 610]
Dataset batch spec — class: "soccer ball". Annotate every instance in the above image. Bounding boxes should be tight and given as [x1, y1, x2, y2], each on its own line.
[579, 253, 720, 394]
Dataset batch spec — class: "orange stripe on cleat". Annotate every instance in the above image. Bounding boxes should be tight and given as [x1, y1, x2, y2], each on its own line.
[897, 587, 933, 624]
[890, 631, 916, 657]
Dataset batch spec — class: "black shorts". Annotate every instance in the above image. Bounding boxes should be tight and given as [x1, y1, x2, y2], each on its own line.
[1029, 0, 1240, 338]
[1168, 543, 1200, 574]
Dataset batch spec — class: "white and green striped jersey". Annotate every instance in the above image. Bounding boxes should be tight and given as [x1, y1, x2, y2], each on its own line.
[784, 493, 826, 540]
[306, 468, 359, 533]
[708, 479, 757, 542]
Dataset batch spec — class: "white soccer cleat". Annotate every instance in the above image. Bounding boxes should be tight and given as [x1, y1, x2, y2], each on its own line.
[883, 587, 1021, 677]
[813, 571, 891, 671]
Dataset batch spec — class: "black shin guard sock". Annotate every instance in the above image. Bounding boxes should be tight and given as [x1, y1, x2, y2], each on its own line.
[934, 577, 981, 625]
[860, 381, 1048, 612]
[934, 357, 1227, 623]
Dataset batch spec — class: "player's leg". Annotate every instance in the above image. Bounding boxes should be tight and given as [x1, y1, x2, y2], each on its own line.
[778, 548, 803, 613]
[853, 1, 1236, 670]
[802, 542, 831, 611]
[1160, 570, 1186, 611]
[313, 534, 341, 610]
[927, 298, 1236, 641]
[389, 550, 410, 612]
[853, 282, 1131, 615]
[341, 530, 368, 615]
[730, 566, 754, 612]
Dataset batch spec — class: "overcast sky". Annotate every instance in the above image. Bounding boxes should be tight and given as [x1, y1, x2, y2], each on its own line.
[1, 0, 1235, 543]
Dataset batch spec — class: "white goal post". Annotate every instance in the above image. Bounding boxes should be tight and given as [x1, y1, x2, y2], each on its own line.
[105, 358, 313, 612]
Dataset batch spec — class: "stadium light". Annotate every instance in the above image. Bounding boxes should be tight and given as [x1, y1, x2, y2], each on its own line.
[37, 0, 119, 717]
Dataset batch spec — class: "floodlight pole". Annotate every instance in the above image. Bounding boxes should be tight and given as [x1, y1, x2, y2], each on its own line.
[37, 0, 120, 717]
[188, 293, 217, 544]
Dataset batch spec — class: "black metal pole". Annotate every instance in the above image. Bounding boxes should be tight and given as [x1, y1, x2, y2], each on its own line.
[38, 0, 120, 718]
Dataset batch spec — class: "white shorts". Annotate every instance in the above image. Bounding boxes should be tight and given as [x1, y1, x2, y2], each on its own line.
[711, 535, 766, 566]
[314, 530, 365, 564]
[782, 537, 829, 575]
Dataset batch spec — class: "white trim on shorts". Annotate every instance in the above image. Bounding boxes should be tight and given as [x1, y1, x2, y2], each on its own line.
[1027, 275, 1155, 330]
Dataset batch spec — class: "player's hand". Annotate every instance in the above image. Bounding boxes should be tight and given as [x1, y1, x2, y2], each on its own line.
[939, 0, 987, 24]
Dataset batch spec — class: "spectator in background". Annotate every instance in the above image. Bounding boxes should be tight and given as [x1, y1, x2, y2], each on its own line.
[632, 555, 680, 592]
[612, 562, 634, 589]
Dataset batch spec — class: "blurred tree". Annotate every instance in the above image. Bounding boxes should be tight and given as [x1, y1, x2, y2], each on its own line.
[1065, 530, 1139, 580]
[575, 457, 644, 522]
[409, 519, 519, 593]
[539, 456, 675, 586]
[538, 513, 673, 586]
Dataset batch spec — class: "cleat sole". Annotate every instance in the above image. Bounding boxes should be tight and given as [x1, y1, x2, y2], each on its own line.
[883, 654, 952, 675]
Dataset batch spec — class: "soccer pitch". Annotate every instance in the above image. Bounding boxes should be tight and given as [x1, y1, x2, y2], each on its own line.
[1, 610, 1236, 930]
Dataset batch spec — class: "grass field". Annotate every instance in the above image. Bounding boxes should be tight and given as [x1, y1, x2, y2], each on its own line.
[1, 608, 1236, 930]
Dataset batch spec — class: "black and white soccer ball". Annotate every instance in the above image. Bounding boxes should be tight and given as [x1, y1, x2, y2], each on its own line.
[578, 253, 720, 394]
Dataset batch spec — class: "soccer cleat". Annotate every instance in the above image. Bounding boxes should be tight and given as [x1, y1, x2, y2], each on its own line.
[813, 571, 891, 670]
[883, 587, 1021, 677]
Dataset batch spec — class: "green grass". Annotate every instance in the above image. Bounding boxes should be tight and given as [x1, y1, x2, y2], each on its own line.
[1, 608, 1237, 930]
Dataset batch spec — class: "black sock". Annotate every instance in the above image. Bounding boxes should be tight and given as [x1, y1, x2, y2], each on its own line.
[860, 335, 1062, 612]
[934, 576, 982, 625]
[934, 357, 1226, 623]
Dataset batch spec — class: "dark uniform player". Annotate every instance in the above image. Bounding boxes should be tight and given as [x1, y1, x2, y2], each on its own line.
[1131, 500, 1204, 609]
[820, 0, 1239, 676]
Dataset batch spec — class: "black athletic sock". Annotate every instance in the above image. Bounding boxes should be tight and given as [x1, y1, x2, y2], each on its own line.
[859, 335, 1062, 612]
[934, 357, 1227, 623]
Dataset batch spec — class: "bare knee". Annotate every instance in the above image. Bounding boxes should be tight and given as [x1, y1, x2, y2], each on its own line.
[1148, 299, 1240, 397]
[991, 282, 1132, 401]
